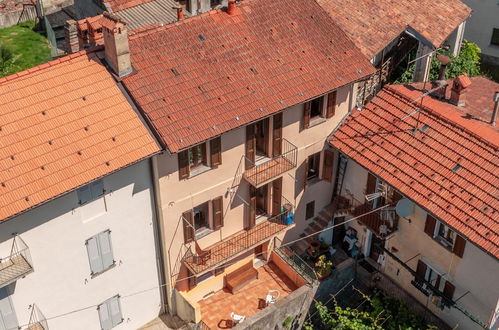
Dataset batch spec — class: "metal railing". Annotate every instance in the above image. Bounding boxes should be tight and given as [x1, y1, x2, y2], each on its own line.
[183, 197, 295, 275]
[243, 138, 297, 187]
[24, 304, 48, 330]
[195, 320, 211, 330]
[0, 235, 34, 288]
[274, 237, 318, 285]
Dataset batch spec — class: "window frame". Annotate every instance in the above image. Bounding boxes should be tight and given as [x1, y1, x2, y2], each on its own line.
[434, 221, 456, 249]
[86, 229, 115, 276]
[305, 201, 315, 220]
[193, 201, 210, 234]
[97, 295, 123, 330]
[307, 153, 321, 181]
[77, 179, 105, 205]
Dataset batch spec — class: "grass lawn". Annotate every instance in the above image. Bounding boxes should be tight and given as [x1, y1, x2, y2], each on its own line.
[0, 20, 52, 78]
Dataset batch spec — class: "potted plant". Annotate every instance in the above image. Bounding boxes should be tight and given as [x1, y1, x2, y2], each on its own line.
[315, 255, 333, 280]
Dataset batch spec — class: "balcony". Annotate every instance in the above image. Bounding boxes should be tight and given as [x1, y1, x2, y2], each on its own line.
[25, 304, 49, 330]
[334, 195, 399, 237]
[183, 202, 295, 276]
[243, 139, 297, 187]
[0, 236, 33, 288]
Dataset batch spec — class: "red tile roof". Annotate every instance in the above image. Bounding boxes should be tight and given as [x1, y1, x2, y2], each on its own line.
[329, 84, 499, 258]
[121, 0, 375, 152]
[0, 50, 160, 222]
[103, 0, 154, 11]
[411, 76, 499, 129]
[316, 0, 471, 59]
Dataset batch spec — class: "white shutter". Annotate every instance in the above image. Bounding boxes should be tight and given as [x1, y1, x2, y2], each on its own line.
[86, 236, 103, 274]
[98, 301, 112, 330]
[91, 180, 105, 198]
[77, 185, 92, 204]
[0, 288, 18, 330]
[99, 231, 114, 269]
[109, 296, 123, 327]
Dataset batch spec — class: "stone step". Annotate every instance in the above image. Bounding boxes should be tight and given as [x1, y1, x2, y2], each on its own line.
[309, 221, 322, 232]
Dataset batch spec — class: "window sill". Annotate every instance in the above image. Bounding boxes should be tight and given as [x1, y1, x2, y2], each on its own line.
[189, 165, 212, 178]
[435, 237, 454, 251]
[195, 227, 214, 240]
[309, 117, 327, 128]
[91, 262, 116, 279]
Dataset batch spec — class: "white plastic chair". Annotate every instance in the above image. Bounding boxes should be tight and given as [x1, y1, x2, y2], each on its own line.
[265, 290, 280, 305]
[230, 312, 246, 324]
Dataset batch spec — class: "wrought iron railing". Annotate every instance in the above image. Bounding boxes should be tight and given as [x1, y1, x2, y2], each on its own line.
[274, 237, 318, 285]
[243, 138, 297, 187]
[183, 197, 295, 275]
[24, 304, 48, 330]
[0, 235, 34, 288]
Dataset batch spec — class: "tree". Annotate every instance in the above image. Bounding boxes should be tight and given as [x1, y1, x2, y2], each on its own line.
[394, 41, 482, 84]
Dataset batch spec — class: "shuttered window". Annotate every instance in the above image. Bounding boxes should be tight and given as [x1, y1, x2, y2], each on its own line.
[303, 101, 311, 129]
[183, 210, 195, 243]
[212, 196, 223, 230]
[322, 150, 334, 182]
[443, 281, 455, 301]
[452, 234, 466, 258]
[86, 230, 114, 275]
[248, 186, 257, 229]
[98, 295, 123, 330]
[326, 91, 337, 118]
[424, 214, 437, 237]
[210, 137, 222, 167]
[273, 113, 283, 157]
[77, 179, 104, 205]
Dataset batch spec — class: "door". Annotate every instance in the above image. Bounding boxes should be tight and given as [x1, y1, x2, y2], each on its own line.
[369, 235, 385, 262]
[332, 216, 346, 245]
[0, 287, 18, 330]
[271, 177, 282, 216]
[256, 184, 268, 216]
[255, 119, 269, 158]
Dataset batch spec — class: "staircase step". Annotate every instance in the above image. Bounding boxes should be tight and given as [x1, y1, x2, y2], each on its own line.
[309, 221, 322, 231]
[316, 215, 330, 228]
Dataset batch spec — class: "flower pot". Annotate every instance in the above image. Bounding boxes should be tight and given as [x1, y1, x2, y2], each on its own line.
[317, 270, 331, 280]
[310, 241, 320, 251]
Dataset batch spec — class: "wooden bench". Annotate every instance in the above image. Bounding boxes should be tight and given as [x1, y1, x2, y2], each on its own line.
[226, 261, 258, 293]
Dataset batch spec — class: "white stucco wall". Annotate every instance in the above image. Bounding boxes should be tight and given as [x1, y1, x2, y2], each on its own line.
[0, 160, 161, 330]
[462, 0, 499, 62]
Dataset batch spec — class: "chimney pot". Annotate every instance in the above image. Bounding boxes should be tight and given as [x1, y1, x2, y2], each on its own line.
[491, 91, 499, 126]
[177, 5, 184, 20]
[227, 0, 235, 15]
[450, 74, 471, 107]
[102, 12, 132, 77]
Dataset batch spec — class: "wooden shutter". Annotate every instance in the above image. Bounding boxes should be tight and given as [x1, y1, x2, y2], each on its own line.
[90, 179, 105, 198]
[98, 231, 114, 270]
[435, 275, 441, 291]
[77, 184, 92, 205]
[212, 196, 223, 230]
[109, 296, 123, 327]
[322, 150, 334, 182]
[424, 214, 437, 237]
[273, 113, 283, 157]
[210, 137, 222, 167]
[178, 150, 190, 180]
[86, 236, 103, 274]
[248, 186, 256, 229]
[303, 101, 311, 129]
[366, 172, 377, 194]
[415, 260, 426, 281]
[98, 300, 112, 330]
[443, 281, 455, 300]
[326, 91, 337, 118]
[303, 158, 309, 191]
[183, 210, 194, 243]
[453, 235, 466, 258]
[245, 125, 256, 168]
[272, 178, 282, 216]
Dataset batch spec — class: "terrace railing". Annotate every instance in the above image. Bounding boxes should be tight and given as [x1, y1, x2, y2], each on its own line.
[24, 304, 49, 330]
[0, 235, 34, 288]
[274, 237, 318, 285]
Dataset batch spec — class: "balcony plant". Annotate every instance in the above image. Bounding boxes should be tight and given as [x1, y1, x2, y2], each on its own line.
[315, 255, 333, 280]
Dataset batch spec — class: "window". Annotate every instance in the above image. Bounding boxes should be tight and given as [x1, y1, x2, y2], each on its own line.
[98, 295, 123, 330]
[178, 0, 191, 13]
[310, 97, 324, 119]
[306, 201, 315, 220]
[436, 222, 456, 248]
[77, 179, 104, 205]
[491, 28, 499, 46]
[86, 230, 114, 275]
[183, 196, 224, 243]
[307, 153, 321, 181]
[303, 91, 337, 129]
[178, 137, 222, 180]
[414, 260, 455, 305]
[193, 202, 209, 232]
[424, 215, 466, 257]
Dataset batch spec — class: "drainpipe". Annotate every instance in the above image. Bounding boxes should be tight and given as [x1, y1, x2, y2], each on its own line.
[149, 154, 172, 315]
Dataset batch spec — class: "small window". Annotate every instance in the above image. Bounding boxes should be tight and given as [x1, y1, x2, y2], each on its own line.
[491, 28, 499, 46]
[86, 230, 114, 275]
[305, 201, 315, 220]
[193, 202, 209, 233]
[188, 143, 207, 170]
[436, 222, 456, 248]
[77, 179, 104, 205]
[307, 153, 321, 181]
[98, 295, 123, 330]
[310, 97, 324, 119]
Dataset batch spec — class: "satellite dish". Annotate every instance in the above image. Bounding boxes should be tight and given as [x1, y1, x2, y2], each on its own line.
[396, 198, 414, 217]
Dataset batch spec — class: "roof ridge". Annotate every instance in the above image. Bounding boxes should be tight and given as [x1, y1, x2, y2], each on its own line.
[385, 85, 499, 150]
[0, 46, 103, 86]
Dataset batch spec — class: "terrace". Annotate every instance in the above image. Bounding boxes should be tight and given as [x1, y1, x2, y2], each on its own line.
[0, 235, 33, 288]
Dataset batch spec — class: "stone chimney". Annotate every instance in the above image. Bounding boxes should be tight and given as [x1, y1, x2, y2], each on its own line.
[431, 54, 451, 99]
[227, 0, 235, 15]
[102, 12, 132, 77]
[450, 73, 471, 107]
[65, 20, 79, 54]
[491, 92, 499, 126]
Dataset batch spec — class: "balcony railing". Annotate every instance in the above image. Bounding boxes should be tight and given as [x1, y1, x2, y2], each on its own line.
[243, 138, 297, 187]
[333, 195, 398, 237]
[0, 235, 33, 288]
[183, 197, 295, 275]
[24, 304, 48, 330]
[274, 237, 318, 285]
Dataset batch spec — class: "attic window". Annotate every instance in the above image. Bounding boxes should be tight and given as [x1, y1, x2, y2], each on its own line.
[198, 34, 206, 42]
[451, 164, 462, 172]
[420, 125, 430, 132]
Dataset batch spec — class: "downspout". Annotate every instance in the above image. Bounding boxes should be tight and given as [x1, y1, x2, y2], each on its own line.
[149, 154, 172, 315]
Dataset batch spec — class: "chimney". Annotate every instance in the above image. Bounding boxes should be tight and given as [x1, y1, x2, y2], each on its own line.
[176, 5, 184, 20]
[491, 92, 499, 126]
[102, 12, 132, 77]
[431, 54, 451, 99]
[227, 0, 235, 15]
[450, 73, 471, 107]
[64, 20, 79, 54]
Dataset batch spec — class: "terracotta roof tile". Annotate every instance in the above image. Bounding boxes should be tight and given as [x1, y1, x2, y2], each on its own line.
[330, 85, 499, 258]
[0, 50, 160, 222]
[103, 0, 154, 12]
[121, 0, 375, 152]
[329, 84, 498, 259]
[316, 0, 472, 58]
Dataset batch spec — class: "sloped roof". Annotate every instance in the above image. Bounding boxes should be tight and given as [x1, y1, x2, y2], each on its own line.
[121, 0, 375, 152]
[0, 51, 160, 222]
[103, 0, 154, 12]
[329, 84, 499, 258]
[316, 0, 472, 58]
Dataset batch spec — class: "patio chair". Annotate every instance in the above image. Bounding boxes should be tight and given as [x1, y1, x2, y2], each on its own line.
[265, 290, 280, 305]
[230, 312, 246, 324]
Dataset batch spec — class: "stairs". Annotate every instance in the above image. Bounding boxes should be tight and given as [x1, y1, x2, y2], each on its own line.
[293, 204, 336, 255]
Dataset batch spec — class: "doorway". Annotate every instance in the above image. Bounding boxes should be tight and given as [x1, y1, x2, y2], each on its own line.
[255, 119, 269, 160]
[256, 184, 269, 217]
[369, 235, 385, 262]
